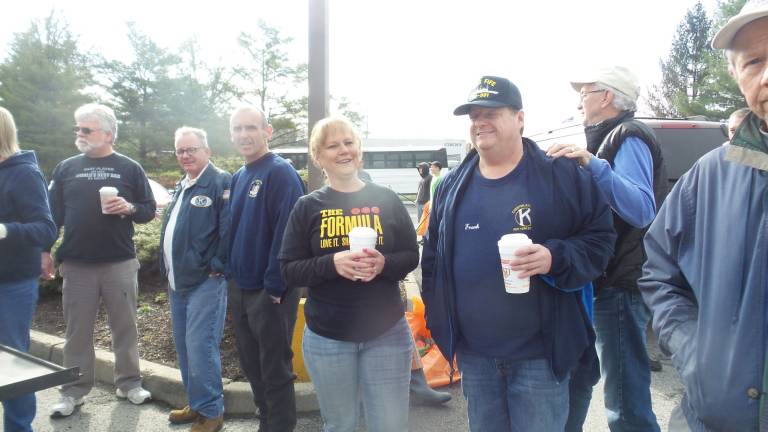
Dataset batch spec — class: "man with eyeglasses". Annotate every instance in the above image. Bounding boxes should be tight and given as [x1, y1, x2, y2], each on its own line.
[42, 103, 156, 417]
[227, 105, 304, 432]
[547, 66, 666, 432]
[159, 127, 231, 432]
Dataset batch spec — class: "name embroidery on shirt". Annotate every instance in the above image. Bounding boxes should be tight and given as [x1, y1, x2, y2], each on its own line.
[465, 223, 479, 230]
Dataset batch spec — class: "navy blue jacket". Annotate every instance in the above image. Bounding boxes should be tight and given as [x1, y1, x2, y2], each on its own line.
[421, 139, 616, 381]
[0, 150, 57, 283]
[228, 153, 304, 297]
[159, 163, 231, 291]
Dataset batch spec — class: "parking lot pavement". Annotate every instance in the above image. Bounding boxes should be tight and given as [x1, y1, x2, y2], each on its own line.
[3, 359, 682, 432]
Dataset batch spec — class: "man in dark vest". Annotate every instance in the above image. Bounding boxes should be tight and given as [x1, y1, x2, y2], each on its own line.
[548, 66, 666, 432]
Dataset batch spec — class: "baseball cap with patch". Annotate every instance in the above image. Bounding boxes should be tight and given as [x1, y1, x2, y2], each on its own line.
[453, 76, 523, 116]
[712, 0, 768, 49]
[570, 66, 640, 102]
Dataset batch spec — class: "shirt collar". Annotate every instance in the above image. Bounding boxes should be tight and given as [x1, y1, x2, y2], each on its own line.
[181, 163, 210, 189]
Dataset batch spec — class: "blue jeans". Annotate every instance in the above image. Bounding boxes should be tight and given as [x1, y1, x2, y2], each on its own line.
[169, 275, 227, 418]
[456, 351, 570, 432]
[0, 278, 38, 432]
[302, 317, 412, 432]
[594, 287, 660, 432]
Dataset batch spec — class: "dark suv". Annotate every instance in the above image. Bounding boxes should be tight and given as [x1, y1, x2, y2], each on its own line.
[529, 118, 728, 187]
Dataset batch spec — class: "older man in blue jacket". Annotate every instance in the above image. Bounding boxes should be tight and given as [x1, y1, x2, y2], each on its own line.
[640, 1, 768, 430]
[421, 76, 616, 431]
[160, 127, 231, 432]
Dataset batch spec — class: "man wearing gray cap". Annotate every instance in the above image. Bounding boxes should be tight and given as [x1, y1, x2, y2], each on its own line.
[421, 76, 615, 431]
[639, 1, 768, 430]
[548, 66, 666, 432]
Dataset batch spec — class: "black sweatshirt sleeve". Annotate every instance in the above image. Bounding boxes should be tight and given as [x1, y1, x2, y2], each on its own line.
[129, 164, 157, 224]
[380, 194, 419, 281]
[279, 198, 339, 287]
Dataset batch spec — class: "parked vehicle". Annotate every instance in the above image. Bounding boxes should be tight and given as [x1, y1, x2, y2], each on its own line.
[529, 118, 728, 187]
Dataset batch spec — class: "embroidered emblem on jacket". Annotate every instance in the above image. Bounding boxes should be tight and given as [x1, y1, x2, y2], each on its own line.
[512, 204, 532, 230]
[190, 195, 213, 208]
[248, 180, 262, 198]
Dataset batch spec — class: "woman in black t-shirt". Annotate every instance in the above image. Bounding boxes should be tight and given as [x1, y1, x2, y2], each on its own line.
[279, 116, 418, 432]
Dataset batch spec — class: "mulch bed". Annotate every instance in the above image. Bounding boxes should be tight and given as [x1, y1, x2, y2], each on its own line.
[32, 275, 246, 381]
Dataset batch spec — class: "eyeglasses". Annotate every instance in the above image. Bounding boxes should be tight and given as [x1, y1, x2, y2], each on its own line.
[73, 126, 101, 135]
[579, 89, 606, 100]
[175, 147, 202, 156]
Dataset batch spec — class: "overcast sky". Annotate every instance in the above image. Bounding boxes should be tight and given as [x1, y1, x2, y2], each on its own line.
[0, 0, 719, 141]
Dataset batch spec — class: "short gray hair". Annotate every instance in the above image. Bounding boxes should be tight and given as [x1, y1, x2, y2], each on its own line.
[230, 105, 268, 128]
[595, 83, 637, 112]
[75, 103, 118, 142]
[174, 126, 208, 148]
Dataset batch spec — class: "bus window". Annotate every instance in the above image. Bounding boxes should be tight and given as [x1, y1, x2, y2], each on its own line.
[386, 152, 400, 168]
[371, 153, 387, 168]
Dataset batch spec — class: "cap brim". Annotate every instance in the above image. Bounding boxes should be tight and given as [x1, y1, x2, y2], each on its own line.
[712, 10, 768, 49]
[569, 77, 598, 92]
[453, 100, 512, 116]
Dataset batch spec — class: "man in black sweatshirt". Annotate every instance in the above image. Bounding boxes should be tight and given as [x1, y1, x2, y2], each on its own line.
[43, 103, 156, 417]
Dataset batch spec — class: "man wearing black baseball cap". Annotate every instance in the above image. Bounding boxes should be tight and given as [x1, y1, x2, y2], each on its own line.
[640, 1, 768, 430]
[421, 75, 616, 431]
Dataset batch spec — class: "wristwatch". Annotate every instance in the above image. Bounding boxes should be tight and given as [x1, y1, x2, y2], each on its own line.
[127, 203, 137, 215]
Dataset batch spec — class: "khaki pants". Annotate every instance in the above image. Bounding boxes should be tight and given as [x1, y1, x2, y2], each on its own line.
[59, 258, 143, 398]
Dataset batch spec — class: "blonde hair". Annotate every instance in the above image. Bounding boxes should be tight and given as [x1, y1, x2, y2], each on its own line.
[0, 107, 20, 159]
[308, 116, 362, 167]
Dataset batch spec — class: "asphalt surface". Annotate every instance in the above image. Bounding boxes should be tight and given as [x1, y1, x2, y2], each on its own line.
[3, 353, 682, 431]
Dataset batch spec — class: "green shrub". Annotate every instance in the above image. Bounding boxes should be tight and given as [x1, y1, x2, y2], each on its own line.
[212, 156, 243, 174]
[40, 218, 164, 294]
[134, 218, 162, 277]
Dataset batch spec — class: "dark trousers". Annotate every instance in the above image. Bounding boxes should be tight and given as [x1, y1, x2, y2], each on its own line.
[229, 283, 301, 432]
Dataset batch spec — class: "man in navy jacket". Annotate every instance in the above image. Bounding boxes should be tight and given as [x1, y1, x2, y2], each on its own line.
[227, 106, 304, 432]
[421, 76, 615, 431]
[160, 127, 231, 432]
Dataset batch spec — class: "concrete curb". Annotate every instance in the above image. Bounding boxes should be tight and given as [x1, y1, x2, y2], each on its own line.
[27, 273, 422, 416]
[28, 330, 318, 415]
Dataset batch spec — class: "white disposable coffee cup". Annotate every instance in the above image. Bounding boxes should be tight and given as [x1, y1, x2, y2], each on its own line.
[99, 186, 119, 214]
[348, 226, 378, 252]
[498, 233, 533, 294]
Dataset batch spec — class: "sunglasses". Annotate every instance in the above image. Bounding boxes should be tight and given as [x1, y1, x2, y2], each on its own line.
[175, 147, 203, 156]
[73, 126, 101, 135]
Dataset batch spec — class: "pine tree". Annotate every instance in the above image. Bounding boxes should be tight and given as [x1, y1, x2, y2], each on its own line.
[648, 0, 748, 119]
[647, 2, 713, 118]
[0, 12, 92, 175]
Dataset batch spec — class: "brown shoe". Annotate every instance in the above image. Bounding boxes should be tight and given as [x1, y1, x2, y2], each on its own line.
[169, 406, 200, 424]
[190, 415, 223, 432]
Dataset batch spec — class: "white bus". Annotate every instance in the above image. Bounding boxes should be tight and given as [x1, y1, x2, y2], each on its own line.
[273, 145, 448, 195]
